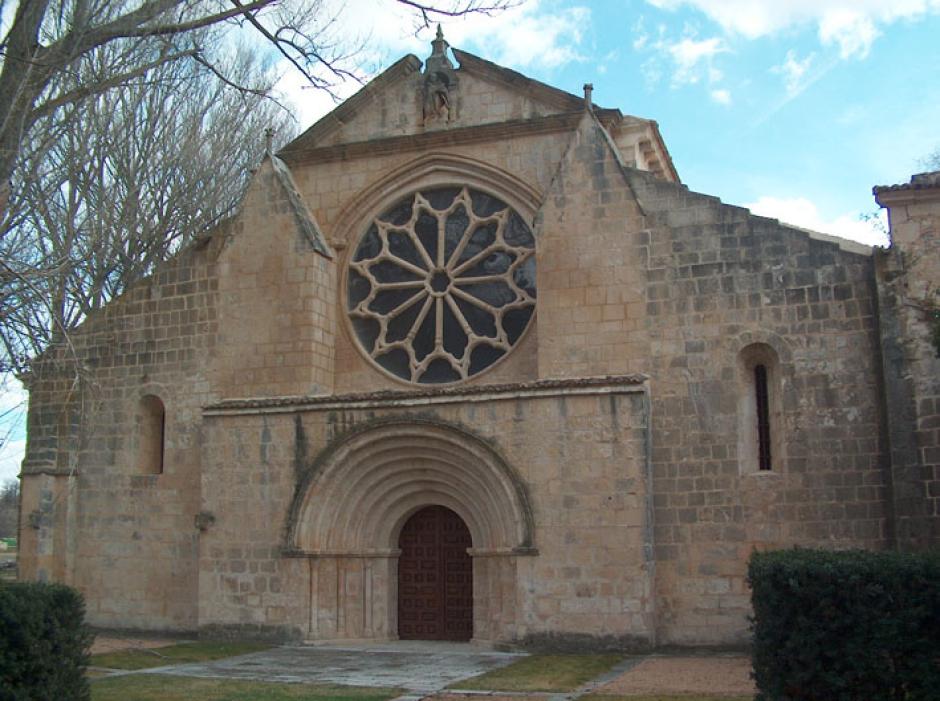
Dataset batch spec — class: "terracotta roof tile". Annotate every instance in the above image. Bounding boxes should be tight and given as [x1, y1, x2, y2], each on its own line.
[873, 170, 940, 194]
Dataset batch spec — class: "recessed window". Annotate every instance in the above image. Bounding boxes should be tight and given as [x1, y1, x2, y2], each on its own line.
[754, 364, 772, 471]
[347, 186, 536, 384]
[138, 395, 165, 474]
[738, 344, 781, 473]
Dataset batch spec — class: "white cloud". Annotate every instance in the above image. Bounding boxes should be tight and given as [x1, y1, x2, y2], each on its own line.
[465, 4, 590, 70]
[818, 10, 880, 58]
[746, 196, 889, 247]
[772, 50, 814, 96]
[710, 88, 731, 104]
[753, 53, 838, 125]
[274, 63, 362, 131]
[667, 36, 728, 85]
[634, 27, 731, 100]
[324, 0, 591, 70]
[640, 57, 664, 89]
[646, 0, 940, 58]
[0, 377, 27, 485]
[0, 439, 25, 485]
[275, 0, 592, 128]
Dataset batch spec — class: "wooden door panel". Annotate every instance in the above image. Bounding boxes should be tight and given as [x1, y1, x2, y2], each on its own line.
[398, 505, 472, 641]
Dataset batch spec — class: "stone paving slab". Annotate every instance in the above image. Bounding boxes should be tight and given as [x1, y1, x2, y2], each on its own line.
[143, 642, 525, 693]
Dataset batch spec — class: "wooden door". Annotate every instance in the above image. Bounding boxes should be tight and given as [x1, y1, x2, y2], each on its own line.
[397, 505, 473, 641]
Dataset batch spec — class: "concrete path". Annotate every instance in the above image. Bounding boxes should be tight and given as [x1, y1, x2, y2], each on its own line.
[143, 641, 525, 694]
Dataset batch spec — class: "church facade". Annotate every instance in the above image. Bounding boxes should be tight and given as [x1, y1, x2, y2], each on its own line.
[17, 34, 940, 649]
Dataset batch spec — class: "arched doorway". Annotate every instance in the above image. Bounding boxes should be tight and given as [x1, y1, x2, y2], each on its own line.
[285, 420, 537, 642]
[397, 505, 472, 641]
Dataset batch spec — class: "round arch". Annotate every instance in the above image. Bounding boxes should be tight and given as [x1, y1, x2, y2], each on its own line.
[285, 418, 536, 556]
[331, 151, 544, 249]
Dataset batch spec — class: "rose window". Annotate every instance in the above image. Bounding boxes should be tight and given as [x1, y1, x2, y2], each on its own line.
[347, 186, 537, 384]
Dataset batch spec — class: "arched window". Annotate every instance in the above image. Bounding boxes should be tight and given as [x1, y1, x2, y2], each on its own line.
[754, 364, 772, 471]
[138, 395, 165, 474]
[738, 344, 782, 473]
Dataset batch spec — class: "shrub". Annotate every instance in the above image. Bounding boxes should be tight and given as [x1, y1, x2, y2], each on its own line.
[748, 548, 940, 701]
[0, 581, 93, 701]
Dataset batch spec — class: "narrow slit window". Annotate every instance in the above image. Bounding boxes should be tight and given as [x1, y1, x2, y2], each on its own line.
[139, 395, 165, 474]
[754, 364, 772, 471]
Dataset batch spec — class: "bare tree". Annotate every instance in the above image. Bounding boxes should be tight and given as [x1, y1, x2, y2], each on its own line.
[0, 479, 18, 539]
[0, 0, 511, 209]
[0, 37, 293, 374]
[924, 147, 940, 171]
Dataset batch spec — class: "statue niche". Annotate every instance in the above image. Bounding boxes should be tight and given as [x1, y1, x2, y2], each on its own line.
[422, 25, 458, 126]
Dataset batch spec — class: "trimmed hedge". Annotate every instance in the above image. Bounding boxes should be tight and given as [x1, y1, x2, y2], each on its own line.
[748, 549, 940, 701]
[0, 582, 93, 701]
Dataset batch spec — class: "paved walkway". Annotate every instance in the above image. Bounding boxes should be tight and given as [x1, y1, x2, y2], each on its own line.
[91, 636, 756, 698]
[142, 641, 525, 695]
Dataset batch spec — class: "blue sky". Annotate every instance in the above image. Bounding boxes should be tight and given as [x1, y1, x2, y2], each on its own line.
[279, 0, 940, 245]
[2, 0, 939, 483]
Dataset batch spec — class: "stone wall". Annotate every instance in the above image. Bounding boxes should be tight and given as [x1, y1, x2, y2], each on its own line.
[17, 45, 936, 647]
[212, 158, 336, 399]
[19, 235, 219, 629]
[527, 113, 889, 644]
[628, 169, 889, 644]
[197, 380, 652, 647]
[18, 152, 337, 630]
[875, 173, 940, 548]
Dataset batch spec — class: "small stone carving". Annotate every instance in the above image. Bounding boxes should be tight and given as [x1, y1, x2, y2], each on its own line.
[422, 26, 458, 125]
[194, 510, 216, 532]
[424, 74, 453, 123]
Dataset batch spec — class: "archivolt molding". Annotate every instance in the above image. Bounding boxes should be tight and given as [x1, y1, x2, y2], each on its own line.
[332, 152, 544, 251]
[727, 329, 793, 364]
[284, 418, 535, 556]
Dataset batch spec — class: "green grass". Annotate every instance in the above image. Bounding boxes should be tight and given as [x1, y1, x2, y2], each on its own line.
[90, 641, 272, 670]
[91, 675, 403, 701]
[451, 654, 622, 692]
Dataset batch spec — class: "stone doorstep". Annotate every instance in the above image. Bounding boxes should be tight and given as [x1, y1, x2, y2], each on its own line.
[296, 640, 527, 657]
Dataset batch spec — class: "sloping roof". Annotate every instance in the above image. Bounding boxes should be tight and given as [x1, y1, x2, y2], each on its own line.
[277, 43, 679, 184]
[279, 55, 423, 156]
[451, 48, 589, 113]
[874, 170, 940, 194]
[269, 155, 332, 257]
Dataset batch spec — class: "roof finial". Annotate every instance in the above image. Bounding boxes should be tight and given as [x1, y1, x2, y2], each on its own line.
[583, 83, 593, 111]
[264, 127, 275, 156]
[431, 23, 449, 58]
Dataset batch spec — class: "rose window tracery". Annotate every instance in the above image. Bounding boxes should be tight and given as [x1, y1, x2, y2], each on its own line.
[347, 186, 537, 384]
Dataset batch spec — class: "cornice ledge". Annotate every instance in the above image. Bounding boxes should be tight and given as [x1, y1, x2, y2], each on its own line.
[203, 374, 649, 416]
[278, 112, 587, 167]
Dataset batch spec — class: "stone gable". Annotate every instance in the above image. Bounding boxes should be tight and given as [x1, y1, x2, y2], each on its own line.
[16, 34, 939, 648]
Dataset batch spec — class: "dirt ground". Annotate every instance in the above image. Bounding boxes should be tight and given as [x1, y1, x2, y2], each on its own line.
[595, 656, 755, 697]
[90, 634, 189, 655]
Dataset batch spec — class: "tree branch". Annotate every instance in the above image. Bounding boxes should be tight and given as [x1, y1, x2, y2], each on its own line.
[30, 48, 198, 120]
[394, 0, 512, 26]
[192, 53, 291, 113]
[86, 0, 277, 42]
